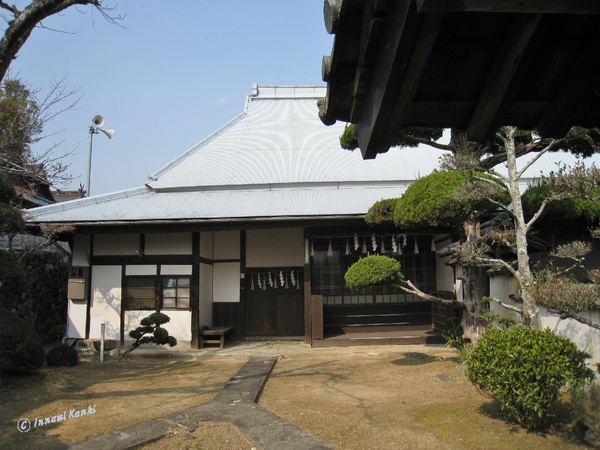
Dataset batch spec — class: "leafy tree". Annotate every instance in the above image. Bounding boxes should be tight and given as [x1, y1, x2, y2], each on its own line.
[362, 170, 509, 342]
[0, 174, 24, 236]
[483, 127, 600, 327]
[346, 255, 461, 305]
[346, 124, 600, 338]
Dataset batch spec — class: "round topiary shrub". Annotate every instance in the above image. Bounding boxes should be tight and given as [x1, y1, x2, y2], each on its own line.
[345, 255, 403, 289]
[465, 326, 595, 430]
[46, 344, 80, 367]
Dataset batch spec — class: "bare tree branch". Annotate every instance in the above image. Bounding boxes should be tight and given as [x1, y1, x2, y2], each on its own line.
[0, 1, 125, 83]
[394, 279, 465, 307]
[488, 296, 524, 315]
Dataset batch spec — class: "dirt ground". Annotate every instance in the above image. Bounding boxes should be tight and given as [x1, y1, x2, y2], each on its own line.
[0, 343, 592, 449]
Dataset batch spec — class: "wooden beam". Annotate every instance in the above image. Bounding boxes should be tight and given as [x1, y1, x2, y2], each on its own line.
[416, 0, 600, 14]
[357, 4, 444, 158]
[355, 1, 412, 158]
[466, 14, 541, 141]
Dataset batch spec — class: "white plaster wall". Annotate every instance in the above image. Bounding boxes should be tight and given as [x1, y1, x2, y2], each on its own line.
[246, 228, 304, 267]
[161, 265, 192, 275]
[66, 300, 87, 339]
[145, 232, 192, 255]
[200, 231, 214, 259]
[540, 307, 600, 365]
[214, 230, 240, 260]
[89, 265, 122, 340]
[123, 310, 191, 343]
[125, 265, 157, 276]
[199, 262, 213, 328]
[454, 265, 464, 302]
[489, 275, 521, 320]
[94, 234, 139, 256]
[72, 234, 91, 266]
[434, 235, 455, 293]
[213, 262, 240, 302]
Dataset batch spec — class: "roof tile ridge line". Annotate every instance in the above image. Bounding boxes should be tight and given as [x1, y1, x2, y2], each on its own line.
[253, 84, 327, 99]
[28, 186, 151, 216]
[151, 179, 413, 193]
[148, 110, 248, 182]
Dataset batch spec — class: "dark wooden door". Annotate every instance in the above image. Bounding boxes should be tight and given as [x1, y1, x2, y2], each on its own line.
[245, 277, 304, 337]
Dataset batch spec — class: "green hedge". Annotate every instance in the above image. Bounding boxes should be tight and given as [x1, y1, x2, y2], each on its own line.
[466, 326, 595, 430]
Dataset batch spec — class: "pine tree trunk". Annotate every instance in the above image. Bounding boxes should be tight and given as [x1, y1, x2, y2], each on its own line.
[460, 264, 489, 343]
[459, 220, 489, 344]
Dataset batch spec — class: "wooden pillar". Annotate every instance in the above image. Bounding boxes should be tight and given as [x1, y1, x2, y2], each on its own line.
[190, 232, 200, 349]
[304, 238, 312, 344]
[311, 295, 324, 344]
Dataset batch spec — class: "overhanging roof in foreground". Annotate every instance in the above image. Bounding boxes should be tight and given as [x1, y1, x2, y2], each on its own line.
[27, 85, 444, 227]
[319, 0, 600, 158]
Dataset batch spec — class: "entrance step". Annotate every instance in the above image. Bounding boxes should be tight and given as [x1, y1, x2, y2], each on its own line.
[313, 326, 446, 347]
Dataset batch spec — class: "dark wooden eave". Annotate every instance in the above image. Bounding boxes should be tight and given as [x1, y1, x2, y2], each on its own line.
[319, 0, 600, 158]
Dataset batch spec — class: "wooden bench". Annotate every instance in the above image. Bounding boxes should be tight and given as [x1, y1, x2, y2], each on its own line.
[199, 326, 235, 349]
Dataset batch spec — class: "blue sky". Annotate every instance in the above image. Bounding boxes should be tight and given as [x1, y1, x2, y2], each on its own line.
[5, 1, 599, 196]
[6, 1, 333, 195]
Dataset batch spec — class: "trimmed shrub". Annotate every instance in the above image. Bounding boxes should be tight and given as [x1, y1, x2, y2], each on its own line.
[118, 312, 177, 361]
[365, 198, 398, 225]
[466, 326, 595, 430]
[46, 344, 79, 367]
[345, 255, 403, 289]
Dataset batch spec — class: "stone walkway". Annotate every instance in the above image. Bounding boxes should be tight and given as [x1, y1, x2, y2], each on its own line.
[60, 355, 333, 450]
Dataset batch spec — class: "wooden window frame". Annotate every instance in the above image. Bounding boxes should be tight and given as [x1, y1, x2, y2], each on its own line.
[124, 275, 191, 311]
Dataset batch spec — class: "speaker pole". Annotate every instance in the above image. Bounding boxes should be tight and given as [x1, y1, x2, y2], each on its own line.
[86, 115, 115, 197]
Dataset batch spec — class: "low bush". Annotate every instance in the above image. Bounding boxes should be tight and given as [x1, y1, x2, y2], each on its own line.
[465, 326, 594, 430]
[0, 307, 45, 372]
[46, 344, 79, 367]
[571, 379, 600, 445]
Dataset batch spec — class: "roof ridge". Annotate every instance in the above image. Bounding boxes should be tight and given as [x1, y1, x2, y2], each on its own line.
[147, 111, 247, 184]
[250, 84, 326, 100]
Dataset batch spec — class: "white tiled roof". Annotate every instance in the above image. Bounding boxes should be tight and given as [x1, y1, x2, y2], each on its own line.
[27, 85, 445, 225]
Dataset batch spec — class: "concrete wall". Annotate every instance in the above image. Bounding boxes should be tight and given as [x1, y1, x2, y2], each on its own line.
[540, 307, 600, 365]
[490, 273, 600, 364]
